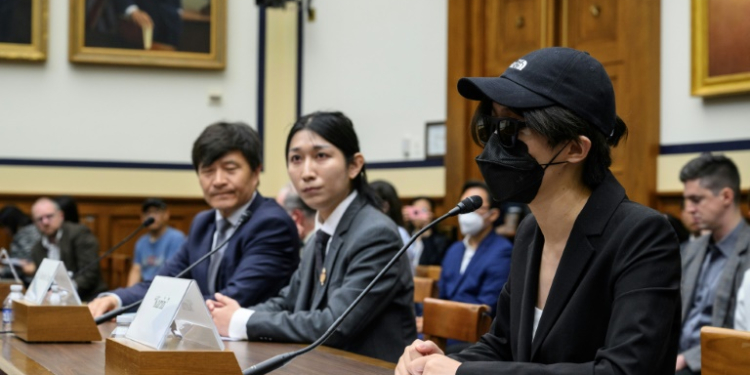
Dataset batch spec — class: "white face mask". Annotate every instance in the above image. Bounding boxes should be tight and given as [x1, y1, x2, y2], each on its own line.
[458, 211, 486, 237]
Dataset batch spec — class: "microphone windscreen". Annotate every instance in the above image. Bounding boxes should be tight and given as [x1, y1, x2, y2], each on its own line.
[143, 217, 156, 226]
[458, 195, 483, 214]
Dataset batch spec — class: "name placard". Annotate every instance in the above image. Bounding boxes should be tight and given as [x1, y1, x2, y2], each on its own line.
[24, 259, 82, 305]
[125, 276, 224, 351]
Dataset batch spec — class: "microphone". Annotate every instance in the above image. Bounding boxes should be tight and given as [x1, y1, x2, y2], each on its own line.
[242, 195, 483, 375]
[95, 211, 251, 325]
[76, 217, 155, 277]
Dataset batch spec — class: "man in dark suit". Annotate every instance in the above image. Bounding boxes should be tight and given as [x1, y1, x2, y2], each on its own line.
[88, 122, 299, 317]
[677, 153, 750, 374]
[27, 197, 107, 302]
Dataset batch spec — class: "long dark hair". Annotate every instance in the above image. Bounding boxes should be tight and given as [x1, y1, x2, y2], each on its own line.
[285, 111, 381, 208]
[0, 205, 32, 234]
[370, 180, 405, 227]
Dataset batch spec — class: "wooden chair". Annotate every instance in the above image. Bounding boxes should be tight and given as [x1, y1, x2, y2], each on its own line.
[701, 326, 750, 375]
[422, 297, 492, 351]
[413, 276, 438, 303]
[415, 265, 441, 281]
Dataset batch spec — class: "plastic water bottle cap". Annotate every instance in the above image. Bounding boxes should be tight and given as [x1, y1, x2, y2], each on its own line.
[116, 313, 136, 324]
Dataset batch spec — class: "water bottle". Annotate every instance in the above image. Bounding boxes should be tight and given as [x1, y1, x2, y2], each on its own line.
[3, 284, 24, 332]
[48, 285, 62, 306]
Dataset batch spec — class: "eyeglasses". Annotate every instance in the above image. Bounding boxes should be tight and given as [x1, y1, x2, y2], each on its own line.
[470, 102, 527, 147]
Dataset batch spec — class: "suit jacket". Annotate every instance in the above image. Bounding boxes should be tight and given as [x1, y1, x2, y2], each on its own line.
[245, 194, 417, 363]
[680, 221, 750, 370]
[112, 194, 300, 308]
[113, 0, 182, 46]
[439, 232, 513, 315]
[31, 222, 108, 302]
[451, 172, 682, 375]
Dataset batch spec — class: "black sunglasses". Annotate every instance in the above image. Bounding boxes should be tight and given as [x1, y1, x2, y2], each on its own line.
[470, 102, 527, 147]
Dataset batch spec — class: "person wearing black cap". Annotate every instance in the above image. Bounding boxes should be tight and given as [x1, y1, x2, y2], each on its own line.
[396, 47, 681, 375]
[126, 198, 186, 286]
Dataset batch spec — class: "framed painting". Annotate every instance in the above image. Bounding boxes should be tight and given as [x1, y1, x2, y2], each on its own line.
[0, 0, 48, 61]
[69, 0, 226, 69]
[691, 0, 750, 96]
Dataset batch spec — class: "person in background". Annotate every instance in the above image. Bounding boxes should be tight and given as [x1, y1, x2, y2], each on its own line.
[0, 205, 39, 261]
[88, 121, 299, 318]
[371, 179, 410, 251]
[494, 202, 530, 240]
[677, 153, 750, 375]
[282, 189, 316, 247]
[439, 181, 512, 316]
[736, 268, 750, 331]
[126, 198, 186, 286]
[54, 196, 80, 224]
[681, 200, 706, 242]
[664, 212, 691, 245]
[27, 198, 107, 302]
[208, 111, 416, 362]
[397, 47, 681, 375]
[404, 197, 451, 269]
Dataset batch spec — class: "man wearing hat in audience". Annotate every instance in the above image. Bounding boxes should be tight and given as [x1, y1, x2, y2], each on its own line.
[126, 198, 186, 286]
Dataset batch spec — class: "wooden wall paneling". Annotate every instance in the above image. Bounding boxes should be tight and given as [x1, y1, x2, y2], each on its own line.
[560, 0, 620, 64]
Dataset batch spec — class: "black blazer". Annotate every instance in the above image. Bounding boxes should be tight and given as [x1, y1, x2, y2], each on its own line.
[451, 172, 682, 375]
[418, 231, 451, 266]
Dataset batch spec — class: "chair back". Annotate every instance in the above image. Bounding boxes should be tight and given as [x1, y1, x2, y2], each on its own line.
[701, 326, 750, 375]
[422, 297, 492, 350]
[413, 276, 438, 303]
[415, 265, 441, 281]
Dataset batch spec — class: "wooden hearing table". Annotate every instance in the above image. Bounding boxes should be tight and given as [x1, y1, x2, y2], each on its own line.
[0, 323, 395, 375]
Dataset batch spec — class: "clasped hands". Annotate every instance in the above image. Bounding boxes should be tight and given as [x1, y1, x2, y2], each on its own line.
[395, 339, 461, 375]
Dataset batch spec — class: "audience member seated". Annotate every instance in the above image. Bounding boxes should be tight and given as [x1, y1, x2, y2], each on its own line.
[371, 179, 411, 249]
[405, 197, 451, 269]
[281, 187, 316, 247]
[439, 181, 512, 316]
[664, 212, 690, 245]
[207, 111, 416, 363]
[677, 153, 750, 375]
[494, 202, 529, 239]
[0, 205, 40, 260]
[26, 198, 107, 302]
[88, 121, 300, 318]
[126, 198, 186, 286]
[54, 196, 80, 223]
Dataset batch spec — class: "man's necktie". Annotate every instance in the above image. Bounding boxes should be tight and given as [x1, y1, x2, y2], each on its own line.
[313, 230, 331, 286]
[207, 219, 230, 295]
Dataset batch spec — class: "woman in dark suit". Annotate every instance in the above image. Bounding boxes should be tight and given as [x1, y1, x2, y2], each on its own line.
[208, 112, 416, 362]
[396, 47, 681, 374]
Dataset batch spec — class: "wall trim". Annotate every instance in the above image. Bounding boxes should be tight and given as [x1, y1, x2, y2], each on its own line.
[0, 158, 194, 170]
[660, 140, 750, 154]
[367, 159, 444, 169]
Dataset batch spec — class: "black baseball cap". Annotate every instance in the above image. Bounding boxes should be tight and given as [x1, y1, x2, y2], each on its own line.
[141, 198, 167, 213]
[457, 47, 616, 138]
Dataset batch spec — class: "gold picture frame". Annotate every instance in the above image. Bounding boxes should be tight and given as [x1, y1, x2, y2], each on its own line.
[0, 0, 48, 61]
[69, 0, 226, 70]
[691, 0, 750, 97]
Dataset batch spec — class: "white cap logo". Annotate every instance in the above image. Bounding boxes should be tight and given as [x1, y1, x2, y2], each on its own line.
[509, 59, 527, 71]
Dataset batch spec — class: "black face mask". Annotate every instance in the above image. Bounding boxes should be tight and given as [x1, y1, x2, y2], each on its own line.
[475, 133, 568, 204]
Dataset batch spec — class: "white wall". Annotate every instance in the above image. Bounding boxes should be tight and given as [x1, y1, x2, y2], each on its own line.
[661, 0, 750, 146]
[301, 0, 447, 162]
[0, 0, 258, 165]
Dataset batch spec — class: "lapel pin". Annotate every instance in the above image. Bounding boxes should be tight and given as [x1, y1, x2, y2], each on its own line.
[319, 268, 326, 286]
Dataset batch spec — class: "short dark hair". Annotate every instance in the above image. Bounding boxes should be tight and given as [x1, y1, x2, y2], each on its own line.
[285, 111, 381, 208]
[0, 205, 32, 234]
[142, 198, 168, 213]
[679, 153, 741, 204]
[54, 196, 80, 223]
[461, 180, 500, 209]
[522, 105, 628, 188]
[192, 122, 262, 171]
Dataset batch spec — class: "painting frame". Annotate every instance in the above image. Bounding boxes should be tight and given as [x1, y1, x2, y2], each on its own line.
[68, 0, 226, 70]
[691, 0, 750, 97]
[0, 0, 48, 62]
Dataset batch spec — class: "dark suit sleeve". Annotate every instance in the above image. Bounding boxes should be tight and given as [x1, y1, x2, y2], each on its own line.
[217, 214, 298, 307]
[245, 223, 406, 345]
[113, 0, 136, 15]
[452, 214, 681, 375]
[71, 227, 102, 295]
